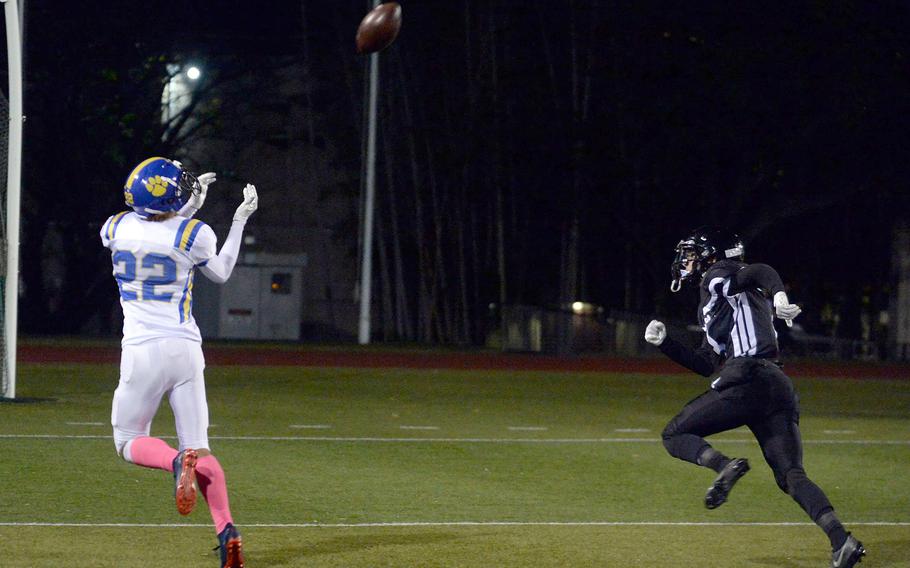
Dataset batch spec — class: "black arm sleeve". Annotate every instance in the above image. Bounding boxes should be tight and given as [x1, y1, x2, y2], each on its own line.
[658, 335, 721, 377]
[726, 263, 785, 297]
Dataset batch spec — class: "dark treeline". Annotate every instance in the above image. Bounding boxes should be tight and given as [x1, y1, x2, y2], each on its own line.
[362, 1, 910, 343]
[14, 1, 910, 344]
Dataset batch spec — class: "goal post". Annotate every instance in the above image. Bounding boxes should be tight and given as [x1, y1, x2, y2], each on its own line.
[1, 0, 23, 400]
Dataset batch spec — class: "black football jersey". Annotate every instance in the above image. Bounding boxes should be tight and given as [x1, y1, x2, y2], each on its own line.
[698, 260, 779, 360]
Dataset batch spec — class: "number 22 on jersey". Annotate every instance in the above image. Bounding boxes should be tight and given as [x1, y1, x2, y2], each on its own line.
[112, 251, 177, 301]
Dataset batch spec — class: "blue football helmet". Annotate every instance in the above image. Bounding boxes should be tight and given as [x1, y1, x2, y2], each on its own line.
[123, 157, 200, 217]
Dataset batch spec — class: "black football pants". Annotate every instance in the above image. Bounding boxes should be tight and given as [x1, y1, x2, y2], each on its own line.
[661, 357, 835, 522]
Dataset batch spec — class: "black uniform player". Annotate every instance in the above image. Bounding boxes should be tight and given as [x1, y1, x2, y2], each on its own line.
[645, 226, 865, 568]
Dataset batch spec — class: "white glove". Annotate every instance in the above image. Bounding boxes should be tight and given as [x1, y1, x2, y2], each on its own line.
[773, 291, 801, 327]
[177, 172, 216, 217]
[645, 320, 667, 346]
[233, 184, 258, 223]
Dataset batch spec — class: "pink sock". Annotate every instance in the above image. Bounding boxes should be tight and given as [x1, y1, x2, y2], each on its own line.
[196, 455, 234, 534]
[127, 437, 179, 471]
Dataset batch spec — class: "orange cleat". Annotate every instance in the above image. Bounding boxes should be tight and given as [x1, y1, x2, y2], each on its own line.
[216, 523, 245, 568]
[173, 449, 198, 516]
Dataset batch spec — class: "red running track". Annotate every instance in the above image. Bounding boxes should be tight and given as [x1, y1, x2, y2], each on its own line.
[16, 343, 910, 379]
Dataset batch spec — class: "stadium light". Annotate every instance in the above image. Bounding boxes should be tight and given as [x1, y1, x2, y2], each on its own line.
[571, 301, 596, 315]
[186, 66, 201, 80]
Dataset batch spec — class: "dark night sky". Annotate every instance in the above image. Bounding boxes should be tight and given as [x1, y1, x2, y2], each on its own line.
[11, 1, 910, 342]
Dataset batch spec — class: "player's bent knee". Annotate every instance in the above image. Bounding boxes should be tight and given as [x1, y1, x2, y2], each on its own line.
[661, 421, 680, 453]
[113, 430, 140, 461]
[114, 437, 129, 459]
[661, 420, 678, 441]
[661, 436, 676, 456]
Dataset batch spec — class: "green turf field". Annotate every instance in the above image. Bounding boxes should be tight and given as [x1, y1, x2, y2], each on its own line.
[1, 362, 908, 566]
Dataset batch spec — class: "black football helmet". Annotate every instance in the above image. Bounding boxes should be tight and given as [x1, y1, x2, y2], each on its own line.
[670, 226, 744, 292]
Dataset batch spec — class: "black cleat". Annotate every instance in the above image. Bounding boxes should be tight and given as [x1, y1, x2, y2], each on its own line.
[705, 458, 750, 509]
[831, 533, 865, 568]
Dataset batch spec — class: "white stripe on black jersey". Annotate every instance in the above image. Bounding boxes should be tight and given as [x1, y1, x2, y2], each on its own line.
[724, 278, 758, 356]
[702, 277, 727, 355]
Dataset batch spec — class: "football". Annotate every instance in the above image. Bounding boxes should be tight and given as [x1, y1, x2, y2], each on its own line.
[356, 2, 402, 54]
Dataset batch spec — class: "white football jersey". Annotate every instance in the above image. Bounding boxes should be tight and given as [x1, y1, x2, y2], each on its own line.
[100, 211, 217, 345]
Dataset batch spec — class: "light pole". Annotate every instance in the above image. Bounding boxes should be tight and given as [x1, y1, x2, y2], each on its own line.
[357, 0, 381, 345]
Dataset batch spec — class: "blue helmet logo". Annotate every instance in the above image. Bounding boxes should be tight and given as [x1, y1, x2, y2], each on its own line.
[123, 157, 185, 217]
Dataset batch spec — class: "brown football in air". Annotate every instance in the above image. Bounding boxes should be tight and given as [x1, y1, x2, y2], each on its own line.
[356, 3, 402, 54]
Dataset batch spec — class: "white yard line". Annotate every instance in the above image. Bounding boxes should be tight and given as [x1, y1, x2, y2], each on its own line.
[399, 425, 440, 431]
[0, 521, 907, 528]
[289, 425, 332, 429]
[508, 426, 548, 431]
[0, 434, 908, 445]
[64, 422, 105, 426]
[613, 428, 650, 433]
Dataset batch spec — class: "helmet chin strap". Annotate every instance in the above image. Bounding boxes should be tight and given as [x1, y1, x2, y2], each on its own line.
[670, 279, 681, 293]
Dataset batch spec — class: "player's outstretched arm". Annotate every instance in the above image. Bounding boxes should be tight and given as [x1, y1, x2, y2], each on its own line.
[198, 184, 259, 284]
[177, 172, 216, 218]
[645, 320, 718, 377]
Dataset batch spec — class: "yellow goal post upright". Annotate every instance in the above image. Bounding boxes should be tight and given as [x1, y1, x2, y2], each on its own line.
[1, 0, 23, 400]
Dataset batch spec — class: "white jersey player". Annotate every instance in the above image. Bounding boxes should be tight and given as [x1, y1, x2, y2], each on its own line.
[101, 156, 256, 568]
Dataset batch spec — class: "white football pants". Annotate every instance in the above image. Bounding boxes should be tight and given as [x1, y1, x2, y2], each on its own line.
[112, 337, 210, 457]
